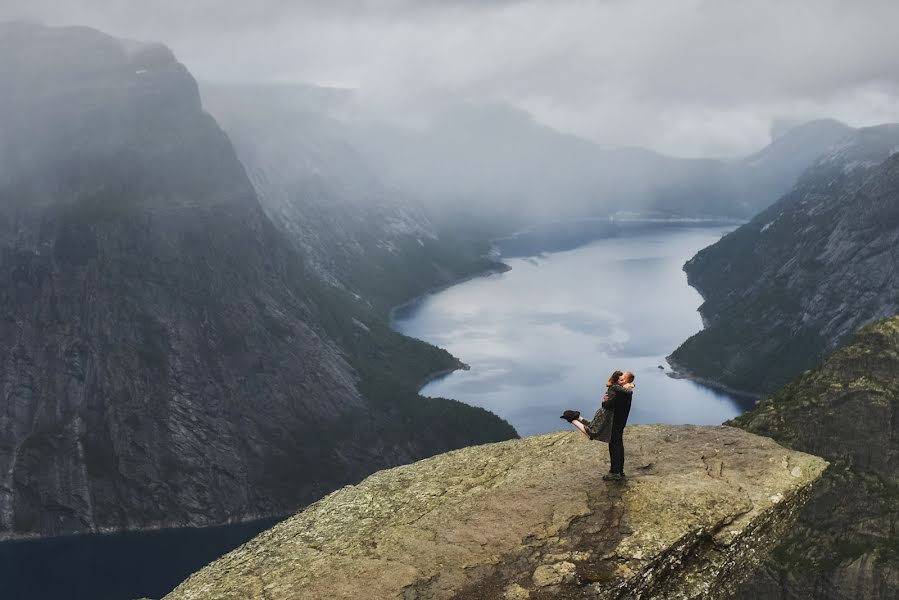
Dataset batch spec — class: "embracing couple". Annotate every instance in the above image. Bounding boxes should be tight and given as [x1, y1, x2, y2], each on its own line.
[561, 370, 635, 481]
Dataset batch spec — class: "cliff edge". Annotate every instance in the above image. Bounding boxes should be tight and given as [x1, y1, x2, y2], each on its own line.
[165, 425, 826, 600]
[729, 316, 899, 599]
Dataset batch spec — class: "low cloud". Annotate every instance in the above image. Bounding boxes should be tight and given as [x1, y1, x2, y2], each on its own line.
[5, 0, 899, 157]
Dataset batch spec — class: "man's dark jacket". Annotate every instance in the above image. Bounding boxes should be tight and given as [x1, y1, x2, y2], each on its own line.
[602, 384, 633, 432]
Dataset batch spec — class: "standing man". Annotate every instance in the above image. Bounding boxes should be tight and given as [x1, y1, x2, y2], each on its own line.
[601, 371, 635, 481]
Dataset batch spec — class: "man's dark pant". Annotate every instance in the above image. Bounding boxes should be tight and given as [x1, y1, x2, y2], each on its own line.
[608, 426, 625, 474]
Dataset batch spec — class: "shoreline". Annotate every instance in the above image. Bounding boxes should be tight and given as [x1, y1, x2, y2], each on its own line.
[664, 356, 764, 404]
[415, 363, 471, 392]
[667, 238, 765, 409]
[389, 259, 509, 395]
[388, 261, 511, 328]
[0, 511, 287, 545]
[388, 212, 736, 327]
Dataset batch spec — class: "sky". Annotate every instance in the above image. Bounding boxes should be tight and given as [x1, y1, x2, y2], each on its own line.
[4, 0, 899, 157]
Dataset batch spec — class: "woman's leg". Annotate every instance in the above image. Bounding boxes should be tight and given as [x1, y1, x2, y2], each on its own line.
[571, 419, 591, 438]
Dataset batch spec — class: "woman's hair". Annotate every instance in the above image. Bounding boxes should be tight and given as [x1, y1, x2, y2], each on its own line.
[607, 370, 624, 387]
[623, 371, 635, 383]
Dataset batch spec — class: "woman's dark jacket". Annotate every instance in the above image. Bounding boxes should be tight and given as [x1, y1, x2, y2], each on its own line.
[582, 385, 616, 442]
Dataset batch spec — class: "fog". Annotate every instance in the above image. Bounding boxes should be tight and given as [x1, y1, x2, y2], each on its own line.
[5, 0, 899, 158]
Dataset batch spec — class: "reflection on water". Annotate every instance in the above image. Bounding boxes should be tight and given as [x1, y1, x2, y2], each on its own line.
[394, 223, 753, 437]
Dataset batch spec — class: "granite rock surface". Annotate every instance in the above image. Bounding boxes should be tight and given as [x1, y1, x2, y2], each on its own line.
[166, 425, 827, 600]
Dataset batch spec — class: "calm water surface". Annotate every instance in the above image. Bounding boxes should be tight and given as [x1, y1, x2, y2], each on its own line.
[394, 223, 753, 436]
[0, 518, 279, 600]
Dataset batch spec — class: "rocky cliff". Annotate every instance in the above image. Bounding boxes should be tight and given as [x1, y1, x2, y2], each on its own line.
[668, 124, 899, 395]
[165, 425, 826, 600]
[729, 316, 899, 600]
[0, 22, 514, 540]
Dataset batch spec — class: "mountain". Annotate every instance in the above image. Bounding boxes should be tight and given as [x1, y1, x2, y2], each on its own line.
[165, 425, 826, 600]
[349, 104, 858, 225]
[729, 317, 899, 599]
[668, 124, 899, 395]
[204, 86, 864, 255]
[0, 22, 514, 540]
[200, 83, 506, 315]
[742, 118, 856, 190]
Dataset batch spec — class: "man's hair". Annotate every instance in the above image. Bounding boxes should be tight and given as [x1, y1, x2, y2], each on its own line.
[624, 371, 635, 383]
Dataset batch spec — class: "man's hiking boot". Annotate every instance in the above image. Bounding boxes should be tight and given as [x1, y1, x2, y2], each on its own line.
[602, 473, 625, 481]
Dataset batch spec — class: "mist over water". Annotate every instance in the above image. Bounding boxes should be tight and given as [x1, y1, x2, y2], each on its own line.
[394, 223, 752, 437]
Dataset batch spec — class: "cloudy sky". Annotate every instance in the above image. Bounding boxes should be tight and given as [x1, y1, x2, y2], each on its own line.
[5, 0, 899, 157]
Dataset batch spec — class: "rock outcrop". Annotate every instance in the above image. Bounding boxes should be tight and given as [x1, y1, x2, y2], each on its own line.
[165, 425, 826, 600]
[0, 22, 514, 541]
[729, 316, 899, 600]
[669, 125, 899, 395]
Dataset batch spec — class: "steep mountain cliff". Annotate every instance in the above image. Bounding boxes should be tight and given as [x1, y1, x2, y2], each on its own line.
[200, 83, 504, 314]
[166, 425, 826, 600]
[729, 317, 899, 600]
[0, 22, 514, 540]
[669, 124, 899, 395]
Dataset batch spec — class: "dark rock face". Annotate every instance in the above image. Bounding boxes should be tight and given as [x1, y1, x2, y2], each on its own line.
[0, 22, 514, 540]
[729, 317, 899, 600]
[668, 125, 899, 395]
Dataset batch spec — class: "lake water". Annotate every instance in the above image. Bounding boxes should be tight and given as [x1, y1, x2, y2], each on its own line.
[0, 518, 279, 600]
[394, 222, 754, 437]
